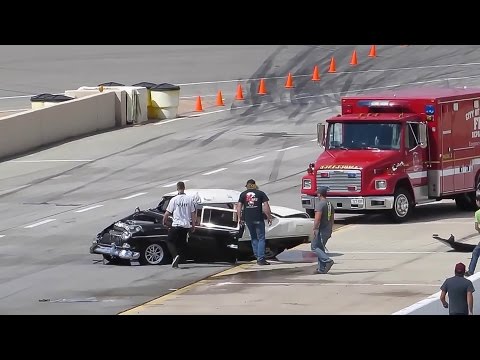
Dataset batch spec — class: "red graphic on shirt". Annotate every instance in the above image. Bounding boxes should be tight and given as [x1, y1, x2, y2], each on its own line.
[245, 192, 257, 207]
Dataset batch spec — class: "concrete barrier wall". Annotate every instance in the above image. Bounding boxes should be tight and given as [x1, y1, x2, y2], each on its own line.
[0, 92, 116, 160]
[65, 89, 127, 127]
[392, 272, 480, 315]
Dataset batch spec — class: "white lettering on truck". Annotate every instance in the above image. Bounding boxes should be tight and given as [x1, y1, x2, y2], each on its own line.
[471, 100, 480, 138]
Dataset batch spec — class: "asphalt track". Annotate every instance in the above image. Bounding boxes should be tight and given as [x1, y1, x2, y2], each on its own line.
[1, 45, 480, 314]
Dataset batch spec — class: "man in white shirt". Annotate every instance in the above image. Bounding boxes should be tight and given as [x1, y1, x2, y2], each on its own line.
[163, 182, 197, 268]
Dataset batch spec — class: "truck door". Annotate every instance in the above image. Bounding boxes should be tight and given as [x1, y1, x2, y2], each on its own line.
[441, 104, 455, 194]
[405, 122, 428, 201]
[190, 206, 240, 262]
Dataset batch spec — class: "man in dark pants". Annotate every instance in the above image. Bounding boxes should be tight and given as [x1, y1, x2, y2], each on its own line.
[163, 182, 197, 269]
[312, 186, 335, 274]
[237, 179, 273, 266]
[440, 262, 475, 315]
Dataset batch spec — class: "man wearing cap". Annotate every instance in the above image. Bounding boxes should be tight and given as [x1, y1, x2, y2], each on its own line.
[237, 179, 273, 266]
[440, 262, 475, 315]
[312, 186, 335, 274]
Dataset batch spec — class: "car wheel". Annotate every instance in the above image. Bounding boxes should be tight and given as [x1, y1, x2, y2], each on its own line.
[139, 243, 169, 265]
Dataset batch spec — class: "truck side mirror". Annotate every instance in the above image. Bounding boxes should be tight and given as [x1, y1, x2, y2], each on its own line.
[317, 123, 326, 147]
[419, 123, 428, 149]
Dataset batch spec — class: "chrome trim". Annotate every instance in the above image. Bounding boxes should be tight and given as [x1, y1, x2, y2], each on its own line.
[301, 195, 316, 209]
[90, 244, 140, 260]
[413, 185, 429, 203]
[316, 169, 362, 192]
[302, 195, 394, 210]
[328, 196, 394, 210]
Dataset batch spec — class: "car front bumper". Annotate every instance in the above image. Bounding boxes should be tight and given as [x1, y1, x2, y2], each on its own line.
[90, 242, 140, 260]
[301, 194, 394, 211]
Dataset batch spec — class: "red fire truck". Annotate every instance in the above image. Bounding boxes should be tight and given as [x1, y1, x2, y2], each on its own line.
[300, 87, 480, 222]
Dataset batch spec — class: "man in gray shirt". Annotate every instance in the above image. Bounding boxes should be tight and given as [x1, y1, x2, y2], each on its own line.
[440, 262, 475, 315]
[312, 186, 335, 274]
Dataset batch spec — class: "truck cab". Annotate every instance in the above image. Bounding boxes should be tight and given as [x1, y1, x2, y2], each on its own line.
[301, 97, 430, 223]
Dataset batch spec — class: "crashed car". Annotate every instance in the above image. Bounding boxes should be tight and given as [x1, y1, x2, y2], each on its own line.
[90, 188, 314, 265]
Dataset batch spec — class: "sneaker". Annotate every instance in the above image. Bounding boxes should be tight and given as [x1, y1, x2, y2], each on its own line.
[257, 259, 270, 266]
[171, 255, 180, 268]
[323, 260, 334, 274]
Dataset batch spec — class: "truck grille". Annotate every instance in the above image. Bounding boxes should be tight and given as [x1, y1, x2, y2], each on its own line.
[316, 169, 362, 192]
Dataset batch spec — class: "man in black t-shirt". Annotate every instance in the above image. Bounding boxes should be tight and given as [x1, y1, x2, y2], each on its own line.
[237, 179, 273, 265]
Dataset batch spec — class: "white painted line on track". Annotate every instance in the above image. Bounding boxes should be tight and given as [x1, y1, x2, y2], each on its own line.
[0, 235, 5, 238]
[121, 192, 147, 200]
[241, 156, 264, 163]
[0, 95, 32, 100]
[334, 251, 443, 254]
[8, 159, 93, 163]
[173, 62, 480, 86]
[214, 281, 439, 287]
[202, 168, 227, 176]
[75, 205, 104, 213]
[277, 146, 300, 152]
[0, 108, 28, 113]
[24, 219, 56, 229]
[161, 180, 190, 188]
[297, 74, 480, 100]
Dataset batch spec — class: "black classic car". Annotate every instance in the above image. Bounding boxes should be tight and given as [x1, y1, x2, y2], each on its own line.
[90, 188, 313, 265]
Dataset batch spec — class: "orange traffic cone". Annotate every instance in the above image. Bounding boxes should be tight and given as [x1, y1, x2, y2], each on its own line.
[328, 57, 336, 73]
[235, 84, 244, 100]
[368, 45, 377, 57]
[350, 50, 358, 66]
[216, 90, 225, 106]
[258, 78, 267, 95]
[285, 73, 294, 88]
[195, 96, 203, 111]
[312, 65, 321, 81]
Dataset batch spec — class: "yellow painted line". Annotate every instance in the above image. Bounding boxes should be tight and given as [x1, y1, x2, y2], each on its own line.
[118, 263, 253, 315]
[118, 222, 353, 315]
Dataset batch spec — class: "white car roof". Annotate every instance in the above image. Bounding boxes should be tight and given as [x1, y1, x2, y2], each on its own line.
[269, 205, 305, 217]
[163, 188, 241, 204]
[162, 189, 306, 216]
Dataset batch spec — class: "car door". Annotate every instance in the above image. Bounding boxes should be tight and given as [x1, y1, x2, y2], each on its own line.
[187, 206, 241, 261]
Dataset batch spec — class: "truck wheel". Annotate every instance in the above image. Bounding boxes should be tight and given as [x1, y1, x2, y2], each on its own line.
[390, 187, 413, 223]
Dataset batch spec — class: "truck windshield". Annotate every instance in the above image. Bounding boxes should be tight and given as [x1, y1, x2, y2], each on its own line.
[327, 122, 401, 150]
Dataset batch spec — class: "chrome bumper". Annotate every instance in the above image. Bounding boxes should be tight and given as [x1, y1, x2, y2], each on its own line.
[302, 195, 394, 211]
[90, 243, 140, 260]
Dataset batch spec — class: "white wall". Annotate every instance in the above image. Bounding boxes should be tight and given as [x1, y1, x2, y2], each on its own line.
[392, 272, 480, 315]
[0, 92, 116, 160]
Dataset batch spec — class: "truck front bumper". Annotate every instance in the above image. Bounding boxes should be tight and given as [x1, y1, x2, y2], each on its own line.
[301, 195, 394, 211]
